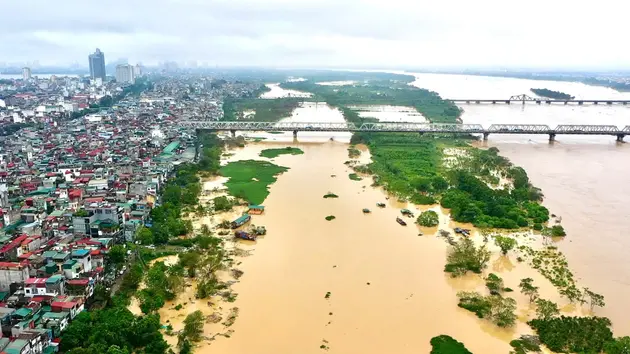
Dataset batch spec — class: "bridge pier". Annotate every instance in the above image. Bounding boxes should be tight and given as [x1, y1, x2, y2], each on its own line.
[578, 101, 583, 105]
[483, 132, 490, 141]
[594, 101, 599, 105]
[505, 101, 510, 105]
[492, 100, 496, 104]
[549, 133, 556, 142]
[292, 130, 298, 138]
[536, 101, 541, 105]
[545, 101, 551, 104]
[607, 101, 613, 105]
[230, 129, 236, 138]
[617, 134, 625, 142]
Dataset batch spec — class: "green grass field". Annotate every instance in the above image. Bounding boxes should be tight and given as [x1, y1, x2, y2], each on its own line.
[259, 147, 304, 158]
[219, 160, 289, 204]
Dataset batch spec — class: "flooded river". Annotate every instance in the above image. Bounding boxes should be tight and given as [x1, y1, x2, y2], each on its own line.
[411, 73, 630, 335]
[188, 75, 630, 353]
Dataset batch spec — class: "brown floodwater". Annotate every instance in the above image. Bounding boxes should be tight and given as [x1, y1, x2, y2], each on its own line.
[407, 72, 630, 336]
[175, 75, 630, 353]
[195, 139, 571, 354]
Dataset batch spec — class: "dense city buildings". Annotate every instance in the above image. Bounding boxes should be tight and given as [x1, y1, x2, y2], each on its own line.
[0, 69, 268, 352]
[88, 48, 106, 81]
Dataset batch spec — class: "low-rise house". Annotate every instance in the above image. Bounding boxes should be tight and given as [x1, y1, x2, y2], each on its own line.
[0, 262, 30, 292]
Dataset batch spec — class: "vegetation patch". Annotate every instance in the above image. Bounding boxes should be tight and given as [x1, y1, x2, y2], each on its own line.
[323, 192, 339, 198]
[416, 210, 439, 227]
[444, 237, 490, 276]
[510, 335, 542, 354]
[348, 173, 362, 181]
[348, 146, 361, 158]
[528, 316, 614, 353]
[530, 88, 575, 100]
[259, 147, 304, 158]
[429, 335, 472, 354]
[457, 291, 517, 327]
[220, 160, 289, 204]
[325, 215, 336, 221]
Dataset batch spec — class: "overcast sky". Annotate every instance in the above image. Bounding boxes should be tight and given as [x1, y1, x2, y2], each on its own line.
[1, 0, 628, 69]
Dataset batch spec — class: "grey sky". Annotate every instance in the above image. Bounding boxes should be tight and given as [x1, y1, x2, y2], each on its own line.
[1, 0, 627, 69]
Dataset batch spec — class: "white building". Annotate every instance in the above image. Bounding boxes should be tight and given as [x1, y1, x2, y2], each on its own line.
[115, 64, 135, 84]
[22, 67, 31, 80]
[134, 63, 142, 77]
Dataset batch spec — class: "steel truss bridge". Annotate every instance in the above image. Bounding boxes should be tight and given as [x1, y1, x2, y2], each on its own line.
[181, 121, 630, 141]
[447, 94, 630, 105]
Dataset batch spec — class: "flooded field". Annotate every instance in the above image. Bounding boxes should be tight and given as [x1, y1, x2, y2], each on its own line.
[347, 105, 427, 123]
[260, 83, 312, 99]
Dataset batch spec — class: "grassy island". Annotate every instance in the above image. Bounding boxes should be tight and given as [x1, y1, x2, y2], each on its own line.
[531, 88, 575, 100]
[220, 160, 289, 204]
[259, 147, 304, 158]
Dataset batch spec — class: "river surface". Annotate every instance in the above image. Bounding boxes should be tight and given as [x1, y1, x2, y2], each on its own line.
[193, 74, 630, 353]
[410, 73, 630, 335]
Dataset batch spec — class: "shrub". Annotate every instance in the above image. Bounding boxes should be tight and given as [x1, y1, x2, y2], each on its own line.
[430, 335, 472, 354]
[417, 210, 439, 227]
[551, 225, 566, 237]
[325, 215, 336, 221]
[445, 238, 491, 276]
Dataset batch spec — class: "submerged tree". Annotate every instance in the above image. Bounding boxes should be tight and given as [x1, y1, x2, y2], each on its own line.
[535, 298, 560, 320]
[445, 237, 491, 276]
[519, 278, 539, 303]
[494, 235, 517, 255]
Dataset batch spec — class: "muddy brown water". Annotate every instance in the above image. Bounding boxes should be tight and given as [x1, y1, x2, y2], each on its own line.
[180, 75, 630, 352]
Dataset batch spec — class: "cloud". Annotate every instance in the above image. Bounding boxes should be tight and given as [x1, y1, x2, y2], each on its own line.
[0, 0, 628, 69]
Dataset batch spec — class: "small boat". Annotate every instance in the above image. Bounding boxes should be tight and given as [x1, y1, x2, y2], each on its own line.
[362, 208, 371, 213]
[235, 231, 257, 241]
[401, 209, 414, 218]
[377, 203, 386, 208]
[396, 217, 407, 226]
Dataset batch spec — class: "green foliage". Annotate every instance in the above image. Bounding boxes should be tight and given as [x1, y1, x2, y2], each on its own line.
[445, 237, 491, 276]
[551, 225, 566, 237]
[181, 310, 205, 342]
[222, 97, 301, 122]
[584, 288, 606, 310]
[107, 245, 127, 266]
[281, 79, 461, 123]
[323, 193, 339, 198]
[531, 88, 575, 100]
[528, 316, 614, 353]
[137, 261, 184, 314]
[494, 235, 517, 255]
[604, 336, 630, 354]
[417, 210, 439, 227]
[259, 147, 304, 158]
[61, 304, 169, 353]
[535, 298, 559, 320]
[485, 273, 504, 295]
[220, 160, 289, 204]
[213, 196, 235, 212]
[348, 173, 363, 181]
[510, 335, 541, 354]
[457, 292, 517, 327]
[348, 147, 361, 158]
[136, 227, 154, 245]
[429, 335, 473, 354]
[325, 215, 336, 221]
[519, 278, 539, 303]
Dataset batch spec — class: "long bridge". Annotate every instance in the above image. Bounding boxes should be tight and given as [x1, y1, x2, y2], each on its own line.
[181, 121, 630, 142]
[447, 94, 630, 105]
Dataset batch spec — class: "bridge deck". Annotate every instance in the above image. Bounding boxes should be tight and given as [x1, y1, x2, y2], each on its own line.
[181, 121, 630, 136]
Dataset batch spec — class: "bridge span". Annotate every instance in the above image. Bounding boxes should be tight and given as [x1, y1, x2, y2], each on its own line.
[181, 121, 630, 142]
[447, 94, 630, 105]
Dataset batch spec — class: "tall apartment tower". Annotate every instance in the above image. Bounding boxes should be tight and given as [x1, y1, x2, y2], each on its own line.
[88, 48, 106, 80]
[115, 64, 135, 84]
[22, 67, 31, 80]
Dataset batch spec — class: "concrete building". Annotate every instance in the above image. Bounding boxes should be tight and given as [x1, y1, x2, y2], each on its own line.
[134, 63, 142, 78]
[88, 48, 106, 80]
[22, 67, 31, 80]
[0, 262, 30, 292]
[115, 64, 134, 84]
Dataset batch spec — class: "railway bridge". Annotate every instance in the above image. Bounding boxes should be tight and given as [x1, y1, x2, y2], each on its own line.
[180, 121, 630, 142]
[447, 94, 630, 105]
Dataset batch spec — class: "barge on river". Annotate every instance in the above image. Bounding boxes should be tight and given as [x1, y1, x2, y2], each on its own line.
[231, 214, 251, 229]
